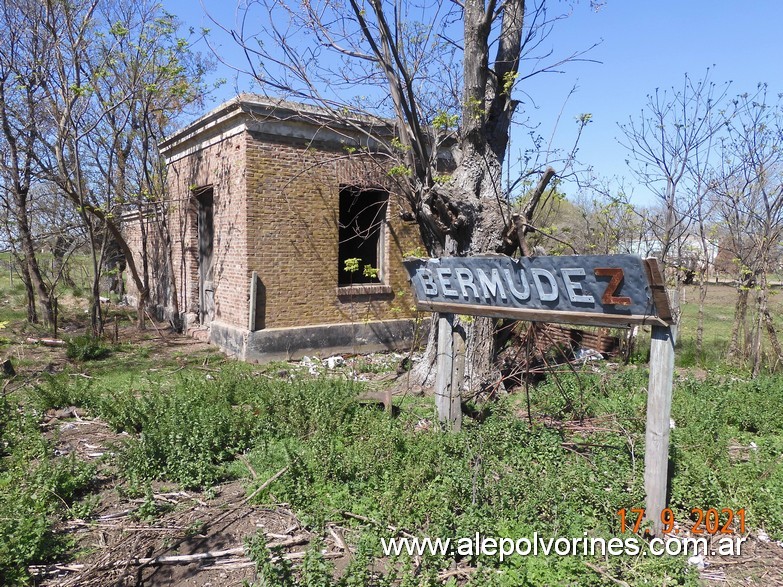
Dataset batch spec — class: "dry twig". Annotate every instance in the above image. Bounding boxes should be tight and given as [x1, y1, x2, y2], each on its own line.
[584, 561, 631, 587]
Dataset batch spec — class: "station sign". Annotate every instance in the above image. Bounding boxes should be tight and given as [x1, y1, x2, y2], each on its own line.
[403, 254, 673, 328]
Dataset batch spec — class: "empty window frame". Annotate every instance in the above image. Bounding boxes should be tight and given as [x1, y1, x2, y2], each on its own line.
[338, 186, 388, 286]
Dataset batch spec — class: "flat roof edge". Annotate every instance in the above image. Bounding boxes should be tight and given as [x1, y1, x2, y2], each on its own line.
[159, 95, 395, 158]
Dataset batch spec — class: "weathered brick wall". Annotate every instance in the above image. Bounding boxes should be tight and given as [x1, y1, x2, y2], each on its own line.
[167, 134, 248, 327]
[127, 118, 424, 334]
[245, 130, 422, 329]
[126, 132, 249, 328]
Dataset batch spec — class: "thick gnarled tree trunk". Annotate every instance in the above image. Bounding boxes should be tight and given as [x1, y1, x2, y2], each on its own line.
[405, 0, 526, 394]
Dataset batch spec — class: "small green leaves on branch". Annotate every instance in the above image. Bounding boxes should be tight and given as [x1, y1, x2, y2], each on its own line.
[390, 137, 410, 152]
[344, 258, 360, 274]
[577, 113, 593, 125]
[387, 164, 412, 177]
[502, 71, 519, 96]
[432, 111, 459, 131]
[109, 22, 130, 37]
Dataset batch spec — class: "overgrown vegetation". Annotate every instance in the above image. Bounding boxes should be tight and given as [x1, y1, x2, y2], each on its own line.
[14, 363, 782, 585]
[1, 284, 782, 585]
[0, 396, 95, 585]
[65, 335, 113, 361]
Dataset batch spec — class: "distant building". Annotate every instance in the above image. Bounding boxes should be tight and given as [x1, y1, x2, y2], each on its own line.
[618, 233, 718, 279]
[125, 96, 426, 361]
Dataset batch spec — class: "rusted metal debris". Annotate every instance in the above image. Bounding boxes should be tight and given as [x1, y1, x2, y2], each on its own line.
[496, 322, 621, 389]
[534, 323, 620, 356]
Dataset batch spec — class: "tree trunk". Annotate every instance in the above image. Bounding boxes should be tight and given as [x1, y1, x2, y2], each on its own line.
[409, 161, 553, 396]
[52, 235, 75, 288]
[751, 288, 764, 376]
[16, 202, 53, 325]
[84, 216, 105, 336]
[728, 274, 752, 360]
[17, 256, 37, 324]
[153, 203, 182, 330]
[696, 271, 708, 358]
[762, 305, 783, 372]
[754, 272, 782, 374]
[410, 150, 512, 393]
[359, 0, 527, 398]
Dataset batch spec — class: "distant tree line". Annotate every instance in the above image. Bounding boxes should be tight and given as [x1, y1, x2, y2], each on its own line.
[0, 0, 209, 334]
[540, 72, 783, 373]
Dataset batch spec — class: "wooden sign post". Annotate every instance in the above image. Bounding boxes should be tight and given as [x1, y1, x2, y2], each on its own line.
[404, 254, 677, 536]
[435, 314, 463, 431]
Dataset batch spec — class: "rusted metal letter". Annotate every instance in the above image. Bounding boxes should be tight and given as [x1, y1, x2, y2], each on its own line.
[594, 267, 632, 306]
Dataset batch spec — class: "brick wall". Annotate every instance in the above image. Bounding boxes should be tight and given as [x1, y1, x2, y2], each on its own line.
[167, 134, 248, 327]
[127, 109, 424, 335]
[245, 130, 422, 329]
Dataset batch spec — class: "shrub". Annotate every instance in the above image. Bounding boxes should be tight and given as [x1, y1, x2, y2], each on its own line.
[65, 336, 111, 361]
[29, 374, 93, 412]
[119, 372, 261, 488]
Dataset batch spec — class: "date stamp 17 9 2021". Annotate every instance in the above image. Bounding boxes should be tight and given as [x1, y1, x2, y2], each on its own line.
[617, 508, 746, 536]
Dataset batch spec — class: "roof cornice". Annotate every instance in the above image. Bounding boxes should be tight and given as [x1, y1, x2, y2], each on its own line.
[159, 95, 396, 163]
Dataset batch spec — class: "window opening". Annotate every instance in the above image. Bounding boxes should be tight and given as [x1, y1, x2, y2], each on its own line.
[338, 186, 388, 286]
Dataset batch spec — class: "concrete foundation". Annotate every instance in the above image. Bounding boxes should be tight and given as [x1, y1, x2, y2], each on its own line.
[207, 319, 421, 362]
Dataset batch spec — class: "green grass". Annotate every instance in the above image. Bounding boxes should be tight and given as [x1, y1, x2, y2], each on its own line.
[0, 279, 35, 323]
[669, 374, 783, 533]
[0, 396, 95, 585]
[674, 283, 783, 372]
[676, 284, 737, 369]
[8, 355, 783, 585]
[0, 253, 112, 330]
[0, 321, 231, 585]
[23, 363, 776, 586]
[3, 275, 783, 585]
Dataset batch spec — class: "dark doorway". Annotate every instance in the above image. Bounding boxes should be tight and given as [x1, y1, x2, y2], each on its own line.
[196, 188, 215, 325]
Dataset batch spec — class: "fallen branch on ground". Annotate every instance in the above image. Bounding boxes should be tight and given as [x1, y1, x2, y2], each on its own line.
[30, 535, 313, 576]
[341, 511, 416, 539]
[241, 465, 289, 506]
[25, 337, 66, 347]
[438, 567, 476, 581]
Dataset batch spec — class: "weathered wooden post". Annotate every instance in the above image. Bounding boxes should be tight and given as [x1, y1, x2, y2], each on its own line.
[643, 323, 676, 535]
[644, 289, 678, 536]
[451, 322, 466, 428]
[434, 313, 461, 431]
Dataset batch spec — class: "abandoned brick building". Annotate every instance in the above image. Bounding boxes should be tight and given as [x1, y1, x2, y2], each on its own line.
[125, 95, 428, 361]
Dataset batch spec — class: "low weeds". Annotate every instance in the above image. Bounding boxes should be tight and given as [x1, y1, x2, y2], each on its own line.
[669, 374, 783, 533]
[49, 367, 366, 490]
[0, 396, 95, 585]
[238, 367, 780, 585]
[7, 359, 783, 586]
[30, 373, 93, 412]
[65, 335, 112, 361]
[119, 374, 260, 489]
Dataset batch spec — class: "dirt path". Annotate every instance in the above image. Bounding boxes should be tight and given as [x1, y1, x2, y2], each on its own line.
[34, 412, 352, 587]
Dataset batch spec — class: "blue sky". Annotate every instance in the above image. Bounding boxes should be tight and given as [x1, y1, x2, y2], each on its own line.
[163, 0, 783, 204]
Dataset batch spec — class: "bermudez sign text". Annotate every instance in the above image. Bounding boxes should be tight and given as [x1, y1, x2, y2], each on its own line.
[403, 254, 662, 323]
